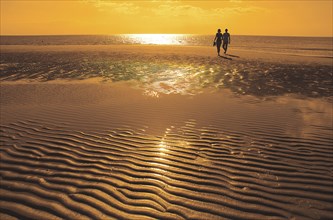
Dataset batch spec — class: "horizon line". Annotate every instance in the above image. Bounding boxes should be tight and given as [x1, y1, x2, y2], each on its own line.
[1, 33, 332, 38]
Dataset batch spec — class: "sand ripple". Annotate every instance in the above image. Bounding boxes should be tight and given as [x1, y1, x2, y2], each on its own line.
[1, 118, 332, 219]
[1, 46, 332, 219]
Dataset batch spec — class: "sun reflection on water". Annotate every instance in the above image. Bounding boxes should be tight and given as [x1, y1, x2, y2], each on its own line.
[126, 34, 183, 45]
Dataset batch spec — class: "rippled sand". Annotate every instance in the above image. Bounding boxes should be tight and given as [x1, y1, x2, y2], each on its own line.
[1, 45, 333, 219]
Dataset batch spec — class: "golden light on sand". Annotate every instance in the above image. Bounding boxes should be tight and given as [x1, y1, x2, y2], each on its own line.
[143, 89, 160, 98]
[127, 34, 182, 45]
[1, 41, 333, 218]
[158, 140, 168, 153]
[157, 131, 171, 157]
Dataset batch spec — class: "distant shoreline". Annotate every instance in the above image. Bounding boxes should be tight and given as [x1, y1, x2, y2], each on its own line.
[1, 34, 333, 38]
[1, 35, 331, 56]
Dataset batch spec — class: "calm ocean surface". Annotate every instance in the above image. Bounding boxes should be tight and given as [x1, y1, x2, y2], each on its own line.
[1, 34, 332, 57]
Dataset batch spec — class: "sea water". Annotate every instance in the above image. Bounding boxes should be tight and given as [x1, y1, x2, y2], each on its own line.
[1, 34, 332, 57]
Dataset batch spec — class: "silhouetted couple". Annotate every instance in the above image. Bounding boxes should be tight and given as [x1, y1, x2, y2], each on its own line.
[213, 29, 230, 56]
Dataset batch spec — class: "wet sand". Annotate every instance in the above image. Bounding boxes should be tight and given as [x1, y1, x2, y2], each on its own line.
[1, 45, 333, 219]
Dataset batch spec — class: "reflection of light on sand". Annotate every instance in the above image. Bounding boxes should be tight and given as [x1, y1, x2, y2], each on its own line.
[127, 34, 182, 45]
[276, 96, 332, 138]
[158, 140, 167, 152]
[153, 129, 172, 168]
[143, 89, 160, 98]
[153, 139, 170, 170]
[157, 139, 170, 157]
[143, 68, 198, 95]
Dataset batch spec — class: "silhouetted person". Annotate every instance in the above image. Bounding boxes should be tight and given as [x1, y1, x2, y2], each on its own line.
[213, 29, 223, 56]
[222, 29, 231, 54]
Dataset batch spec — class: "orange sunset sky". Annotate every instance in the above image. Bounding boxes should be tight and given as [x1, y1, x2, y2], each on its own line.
[1, 0, 332, 36]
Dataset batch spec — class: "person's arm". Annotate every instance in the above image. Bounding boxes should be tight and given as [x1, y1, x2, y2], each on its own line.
[229, 34, 231, 44]
[213, 34, 217, 42]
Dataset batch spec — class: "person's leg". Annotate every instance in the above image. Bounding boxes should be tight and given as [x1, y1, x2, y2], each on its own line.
[224, 43, 228, 54]
[222, 43, 227, 53]
[217, 41, 221, 55]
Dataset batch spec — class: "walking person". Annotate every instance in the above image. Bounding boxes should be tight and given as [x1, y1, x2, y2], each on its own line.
[222, 29, 231, 54]
[213, 29, 223, 56]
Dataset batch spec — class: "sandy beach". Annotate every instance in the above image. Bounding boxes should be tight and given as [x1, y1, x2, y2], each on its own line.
[1, 45, 333, 219]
